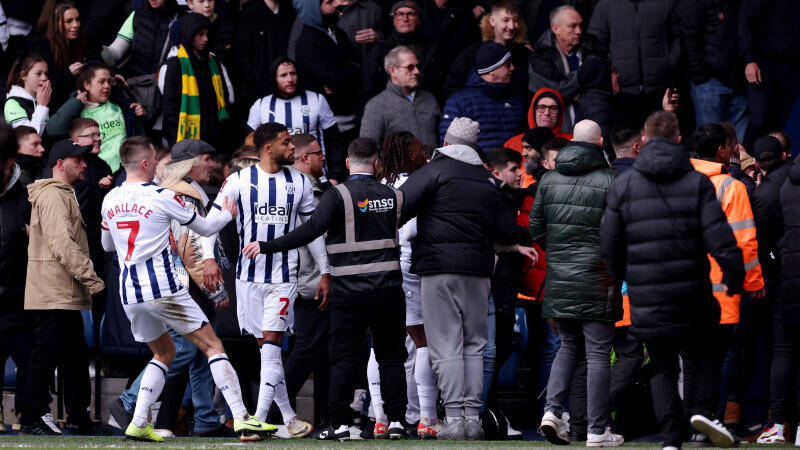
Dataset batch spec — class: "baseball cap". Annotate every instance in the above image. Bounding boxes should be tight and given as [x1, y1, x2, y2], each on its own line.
[752, 136, 782, 162]
[47, 139, 92, 168]
[171, 139, 216, 163]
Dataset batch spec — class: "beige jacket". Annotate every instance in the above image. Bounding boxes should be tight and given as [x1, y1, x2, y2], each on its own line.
[25, 179, 104, 310]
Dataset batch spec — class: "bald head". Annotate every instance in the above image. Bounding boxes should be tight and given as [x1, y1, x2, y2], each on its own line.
[572, 120, 602, 146]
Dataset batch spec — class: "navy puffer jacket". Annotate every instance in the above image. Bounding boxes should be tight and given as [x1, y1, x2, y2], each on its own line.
[439, 72, 525, 151]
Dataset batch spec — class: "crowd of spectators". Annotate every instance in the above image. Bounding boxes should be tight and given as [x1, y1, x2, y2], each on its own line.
[0, 0, 798, 446]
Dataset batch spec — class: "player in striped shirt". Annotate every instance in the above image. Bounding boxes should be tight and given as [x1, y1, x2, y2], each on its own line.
[101, 137, 273, 442]
[208, 123, 330, 438]
[246, 57, 346, 183]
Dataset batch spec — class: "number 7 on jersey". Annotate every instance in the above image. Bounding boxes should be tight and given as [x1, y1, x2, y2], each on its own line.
[117, 220, 140, 261]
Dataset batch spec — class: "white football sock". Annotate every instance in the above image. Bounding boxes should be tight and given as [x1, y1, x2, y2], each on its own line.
[405, 337, 420, 424]
[274, 378, 297, 422]
[208, 353, 248, 421]
[367, 348, 386, 423]
[255, 341, 284, 420]
[415, 346, 439, 421]
[132, 359, 168, 428]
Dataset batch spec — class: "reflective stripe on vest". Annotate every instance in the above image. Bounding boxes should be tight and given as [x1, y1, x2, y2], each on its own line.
[712, 283, 726, 292]
[332, 261, 401, 276]
[729, 218, 756, 231]
[716, 176, 735, 202]
[744, 257, 760, 271]
[326, 183, 403, 274]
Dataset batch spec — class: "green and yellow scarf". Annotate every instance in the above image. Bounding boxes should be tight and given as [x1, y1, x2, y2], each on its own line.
[176, 45, 229, 143]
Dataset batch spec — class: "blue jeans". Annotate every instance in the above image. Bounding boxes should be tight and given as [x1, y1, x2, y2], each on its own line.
[691, 78, 748, 143]
[119, 329, 220, 432]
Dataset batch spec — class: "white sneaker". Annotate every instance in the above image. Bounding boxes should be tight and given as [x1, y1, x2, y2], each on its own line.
[274, 425, 291, 439]
[41, 414, 62, 434]
[663, 447, 679, 450]
[757, 423, 786, 444]
[795, 424, 800, 447]
[586, 427, 624, 447]
[539, 410, 569, 445]
[285, 417, 313, 438]
[690, 415, 734, 448]
[333, 424, 364, 441]
[507, 422, 522, 440]
[153, 428, 175, 438]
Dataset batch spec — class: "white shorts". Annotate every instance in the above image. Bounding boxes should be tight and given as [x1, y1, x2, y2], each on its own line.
[236, 280, 297, 335]
[404, 281, 423, 327]
[123, 290, 209, 343]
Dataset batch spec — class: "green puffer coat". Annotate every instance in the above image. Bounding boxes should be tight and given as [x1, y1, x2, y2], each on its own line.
[530, 141, 618, 322]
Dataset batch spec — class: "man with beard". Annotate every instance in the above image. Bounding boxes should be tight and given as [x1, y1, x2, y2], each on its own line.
[520, 127, 555, 187]
[246, 57, 346, 184]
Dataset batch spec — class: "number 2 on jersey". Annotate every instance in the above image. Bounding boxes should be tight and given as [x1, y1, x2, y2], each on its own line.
[279, 297, 290, 316]
[117, 220, 140, 261]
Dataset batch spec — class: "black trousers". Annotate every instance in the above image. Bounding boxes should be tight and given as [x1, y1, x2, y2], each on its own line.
[22, 310, 91, 426]
[682, 324, 734, 426]
[0, 314, 36, 413]
[328, 287, 407, 427]
[645, 328, 718, 447]
[283, 294, 330, 425]
[610, 326, 644, 412]
[485, 307, 515, 409]
[745, 63, 800, 151]
[769, 289, 800, 424]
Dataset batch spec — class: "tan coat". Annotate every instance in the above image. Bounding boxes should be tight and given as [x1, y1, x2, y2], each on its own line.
[25, 179, 104, 310]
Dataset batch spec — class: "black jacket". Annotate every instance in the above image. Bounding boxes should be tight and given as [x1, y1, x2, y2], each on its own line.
[780, 160, 800, 337]
[739, 0, 800, 66]
[234, 0, 296, 105]
[162, 14, 230, 150]
[420, 0, 480, 85]
[124, 1, 178, 78]
[15, 154, 44, 188]
[295, 25, 361, 117]
[0, 165, 31, 327]
[588, 0, 681, 95]
[601, 138, 744, 339]
[399, 144, 526, 276]
[492, 178, 533, 315]
[750, 160, 791, 279]
[678, 0, 744, 88]
[73, 153, 113, 275]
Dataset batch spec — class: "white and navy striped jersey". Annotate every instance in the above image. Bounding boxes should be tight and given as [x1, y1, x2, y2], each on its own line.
[247, 90, 337, 177]
[214, 165, 315, 284]
[101, 182, 196, 303]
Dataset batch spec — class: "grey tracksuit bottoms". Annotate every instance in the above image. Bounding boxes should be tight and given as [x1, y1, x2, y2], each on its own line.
[420, 273, 490, 418]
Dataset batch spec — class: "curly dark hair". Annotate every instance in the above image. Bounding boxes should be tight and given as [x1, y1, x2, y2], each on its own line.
[378, 131, 419, 184]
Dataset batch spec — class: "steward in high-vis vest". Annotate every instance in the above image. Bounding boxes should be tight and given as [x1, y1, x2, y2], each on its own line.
[689, 124, 766, 327]
[243, 138, 409, 440]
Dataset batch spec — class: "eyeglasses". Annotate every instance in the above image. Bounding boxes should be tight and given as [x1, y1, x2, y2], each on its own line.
[392, 64, 419, 71]
[535, 105, 559, 113]
[393, 11, 418, 18]
[305, 151, 323, 156]
[76, 132, 101, 139]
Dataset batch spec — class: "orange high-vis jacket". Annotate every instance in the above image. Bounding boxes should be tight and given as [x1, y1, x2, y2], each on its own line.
[691, 159, 764, 324]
